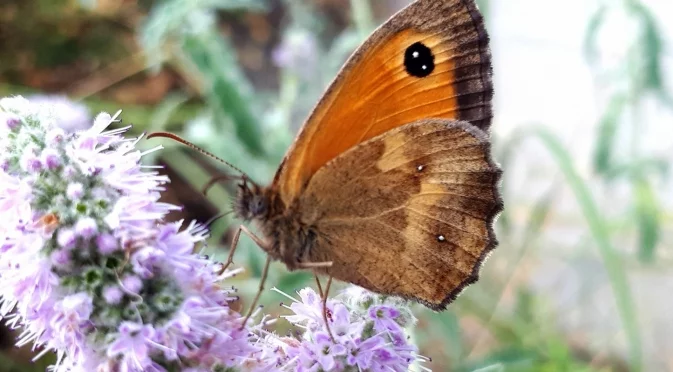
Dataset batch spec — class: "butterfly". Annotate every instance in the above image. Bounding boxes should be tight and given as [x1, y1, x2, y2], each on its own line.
[151, 0, 501, 322]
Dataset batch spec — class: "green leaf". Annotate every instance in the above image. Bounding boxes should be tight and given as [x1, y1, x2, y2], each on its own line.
[525, 126, 642, 371]
[492, 134, 516, 237]
[583, 5, 607, 64]
[632, 174, 661, 263]
[514, 289, 536, 324]
[521, 183, 557, 247]
[427, 311, 464, 363]
[455, 347, 537, 372]
[245, 237, 266, 278]
[593, 94, 626, 176]
[476, 0, 491, 21]
[182, 33, 266, 156]
[349, 0, 374, 38]
[627, 1, 665, 96]
[138, 0, 267, 156]
[275, 271, 313, 295]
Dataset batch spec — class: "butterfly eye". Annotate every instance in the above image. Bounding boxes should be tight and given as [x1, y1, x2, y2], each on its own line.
[404, 42, 435, 78]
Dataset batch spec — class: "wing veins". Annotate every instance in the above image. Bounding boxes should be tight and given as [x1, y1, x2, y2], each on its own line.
[371, 220, 452, 278]
[373, 219, 473, 276]
[407, 208, 485, 241]
[412, 191, 495, 203]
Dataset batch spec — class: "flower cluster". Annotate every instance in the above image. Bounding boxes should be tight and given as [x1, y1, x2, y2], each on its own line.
[0, 96, 272, 371]
[274, 286, 424, 372]
[27, 94, 91, 132]
[0, 95, 424, 372]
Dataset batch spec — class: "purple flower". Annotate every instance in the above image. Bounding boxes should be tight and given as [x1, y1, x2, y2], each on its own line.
[57, 228, 76, 249]
[28, 94, 91, 132]
[66, 182, 84, 200]
[331, 303, 363, 342]
[274, 287, 423, 371]
[285, 287, 327, 327]
[50, 249, 71, 267]
[1, 111, 20, 130]
[96, 232, 118, 254]
[20, 147, 42, 173]
[121, 275, 143, 295]
[369, 305, 403, 332]
[0, 96, 273, 371]
[272, 29, 319, 79]
[75, 217, 97, 238]
[347, 335, 385, 370]
[102, 285, 124, 305]
[107, 322, 155, 370]
[41, 148, 61, 170]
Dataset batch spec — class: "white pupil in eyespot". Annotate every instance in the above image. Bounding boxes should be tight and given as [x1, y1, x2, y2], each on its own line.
[412, 51, 419, 58]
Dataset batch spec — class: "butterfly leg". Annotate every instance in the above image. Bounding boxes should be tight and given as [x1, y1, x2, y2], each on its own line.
[314, 274, 325, 298]
[218, 225, 266, 275]
[319, 274, 336, 342]
[297, 261, 333, 269]
[240, 255, 272, 330]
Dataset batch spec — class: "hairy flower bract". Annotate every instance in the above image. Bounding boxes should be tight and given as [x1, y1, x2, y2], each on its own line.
[0, 96, 269, 371]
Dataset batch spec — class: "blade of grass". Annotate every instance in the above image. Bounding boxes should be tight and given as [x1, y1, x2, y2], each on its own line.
[466, 182, 558, 357]
[0, 83, 203, 133]
[181, 33, 266, 157]
[475, 0, 491, 20]
[632, 173, 661, 263]
[583, 5, 607, 64]
[593, 94, 626, 176]
[527, 126, 642, 371]
[349, 0, 374, 38]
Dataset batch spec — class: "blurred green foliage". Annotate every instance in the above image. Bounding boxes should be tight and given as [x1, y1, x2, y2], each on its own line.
[0, 0, 671, 371]
[584, 0, 669, 265]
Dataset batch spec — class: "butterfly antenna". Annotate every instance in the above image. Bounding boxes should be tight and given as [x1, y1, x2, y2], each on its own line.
[147, 131, 249, 178]
[203, 174, 244, 196]
[204, 210, 235, 228]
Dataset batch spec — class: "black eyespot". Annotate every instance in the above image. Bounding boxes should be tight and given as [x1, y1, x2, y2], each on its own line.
[404, 42, 435, 78]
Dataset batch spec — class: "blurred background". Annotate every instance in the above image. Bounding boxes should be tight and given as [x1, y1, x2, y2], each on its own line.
[0, 0, 671, 371]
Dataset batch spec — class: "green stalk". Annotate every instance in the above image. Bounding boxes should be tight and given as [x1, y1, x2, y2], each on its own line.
[528, 127, 642, 371]
[349, 0, 374, 38]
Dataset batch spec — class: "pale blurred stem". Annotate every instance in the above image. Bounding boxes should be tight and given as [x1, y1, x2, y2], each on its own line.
[0, 83, 201, 133]
[526, 127, 643, 371]
[467, 181, 559, 358]
[350, 0, 374, 38]
[170, 44, 211, 100]
[476, 0, 490, 20]
[278, 71, 300, 125]
[71, 52, 147, 100]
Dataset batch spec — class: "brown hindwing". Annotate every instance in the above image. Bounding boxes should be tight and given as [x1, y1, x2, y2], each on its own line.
[299, 119, 502, 309]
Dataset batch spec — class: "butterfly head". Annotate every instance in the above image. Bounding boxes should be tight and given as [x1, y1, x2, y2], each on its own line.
[234, 179, 271, 222]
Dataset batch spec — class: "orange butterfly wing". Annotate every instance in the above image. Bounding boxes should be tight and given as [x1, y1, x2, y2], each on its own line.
[273, 0, 493, 204]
